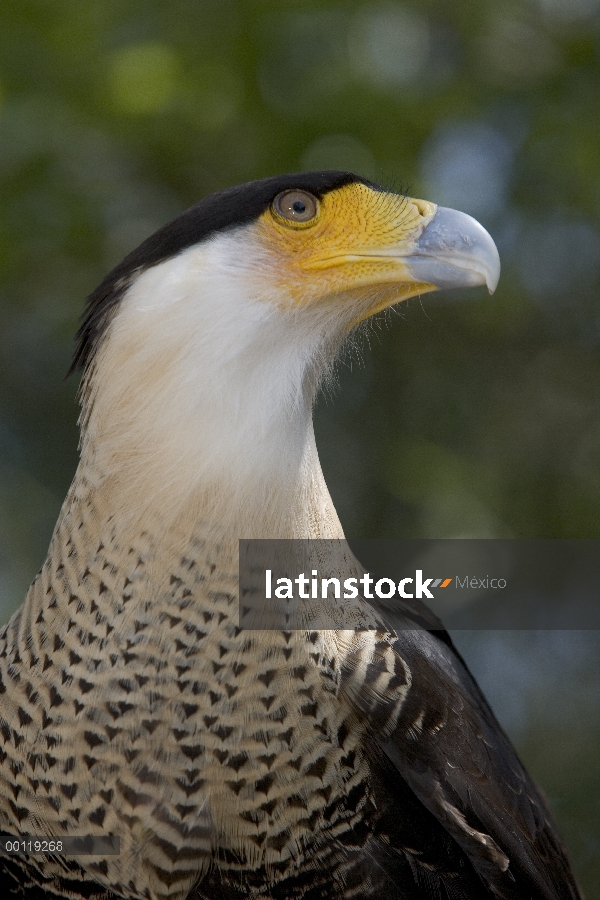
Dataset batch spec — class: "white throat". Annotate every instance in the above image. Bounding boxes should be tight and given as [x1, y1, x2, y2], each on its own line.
[77, 232, 346, 541]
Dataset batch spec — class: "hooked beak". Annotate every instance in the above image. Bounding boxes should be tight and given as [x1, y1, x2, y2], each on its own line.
[403, 206, 501, 294]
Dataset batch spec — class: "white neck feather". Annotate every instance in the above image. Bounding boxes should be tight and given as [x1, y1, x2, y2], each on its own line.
[75, 231, 346, 543]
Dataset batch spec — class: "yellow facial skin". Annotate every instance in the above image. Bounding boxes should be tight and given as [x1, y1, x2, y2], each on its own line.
[253, 182, 438, 318]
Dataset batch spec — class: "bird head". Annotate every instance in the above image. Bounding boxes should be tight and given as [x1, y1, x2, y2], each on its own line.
[71, 172, 499, 535]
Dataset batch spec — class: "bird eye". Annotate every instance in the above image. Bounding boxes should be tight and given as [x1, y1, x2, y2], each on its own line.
[273, 190, 318, 224]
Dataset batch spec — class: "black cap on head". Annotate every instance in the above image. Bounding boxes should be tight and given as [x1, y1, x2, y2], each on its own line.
[70, 171, 377, 375]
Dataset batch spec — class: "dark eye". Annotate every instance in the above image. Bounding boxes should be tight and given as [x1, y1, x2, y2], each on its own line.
[273, 190, 318, 223]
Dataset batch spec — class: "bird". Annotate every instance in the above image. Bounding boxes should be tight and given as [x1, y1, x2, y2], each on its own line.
[0, 171, 582, 900]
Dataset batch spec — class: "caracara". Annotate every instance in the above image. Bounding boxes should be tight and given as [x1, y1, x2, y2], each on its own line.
[0, 172, 581, 900]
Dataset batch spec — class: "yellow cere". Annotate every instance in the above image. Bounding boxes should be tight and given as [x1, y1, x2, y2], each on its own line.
[254, 182, 438, 316]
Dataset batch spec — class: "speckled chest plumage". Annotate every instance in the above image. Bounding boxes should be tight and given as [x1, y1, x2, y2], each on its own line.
[0, 474, 386, 900]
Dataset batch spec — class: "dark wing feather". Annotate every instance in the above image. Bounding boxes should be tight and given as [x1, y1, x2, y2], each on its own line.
[340, 611, 582, 900]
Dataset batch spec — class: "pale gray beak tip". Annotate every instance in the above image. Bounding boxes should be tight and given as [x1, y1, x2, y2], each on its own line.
[409, 206, 501, 295]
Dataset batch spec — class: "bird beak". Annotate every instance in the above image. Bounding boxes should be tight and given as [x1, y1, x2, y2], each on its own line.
[399, 206, 501, 295]
[258, 184, 501, 317]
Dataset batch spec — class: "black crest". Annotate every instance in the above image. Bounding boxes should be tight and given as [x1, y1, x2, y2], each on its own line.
[69, 171, 376, 375]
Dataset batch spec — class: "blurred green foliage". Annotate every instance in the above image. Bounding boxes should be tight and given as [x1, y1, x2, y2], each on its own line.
[1, 0, 599, 893]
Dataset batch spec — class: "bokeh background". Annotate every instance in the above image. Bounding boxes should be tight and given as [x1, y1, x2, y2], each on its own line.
[1, 0, 599, 894]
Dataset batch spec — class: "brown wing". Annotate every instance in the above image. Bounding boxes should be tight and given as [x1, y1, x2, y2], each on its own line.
[340, 619, 582, 900]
